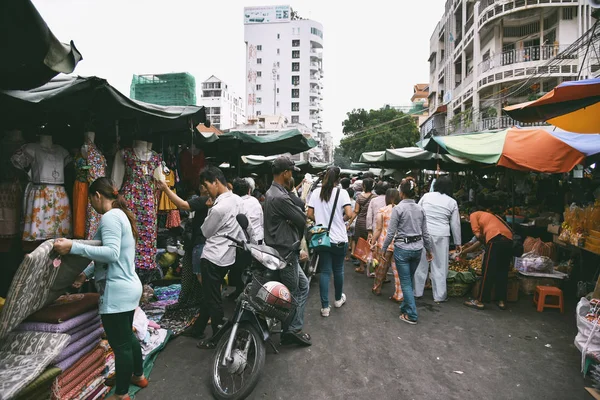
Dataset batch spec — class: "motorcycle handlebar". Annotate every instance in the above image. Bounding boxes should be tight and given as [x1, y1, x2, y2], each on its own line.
[225, 235, 244, 246]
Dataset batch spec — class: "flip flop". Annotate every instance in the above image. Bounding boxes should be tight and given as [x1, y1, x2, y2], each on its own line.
[399, 314, 417, 325]
[355, 267, 365, 274]
[464, 299, 485, 310]
[196, 340, 216, 350]
[497, 302, 507, 310]
[390, 296, 403, 303]
[371, 289, 381, 296]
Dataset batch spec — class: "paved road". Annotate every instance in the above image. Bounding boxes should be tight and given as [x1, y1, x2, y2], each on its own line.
[138, 263, 588, 400]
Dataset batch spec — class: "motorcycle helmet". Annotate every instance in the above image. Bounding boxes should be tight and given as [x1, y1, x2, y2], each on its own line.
[257, 281, 292, 309]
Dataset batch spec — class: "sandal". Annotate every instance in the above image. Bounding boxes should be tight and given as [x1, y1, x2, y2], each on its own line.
[281, 331, 312, 346]
[399, 314, 417, 325]
[389, 296, 403, 303]
[497, 302, 507, 310]
[355, 267, 365, 274]
[464, 299, 485, 310]
[104, 376, 148, 388]
[371, 288, 381, 296]
[196, 340, 216, 350]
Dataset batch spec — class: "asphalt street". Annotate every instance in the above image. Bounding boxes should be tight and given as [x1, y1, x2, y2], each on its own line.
[137, 262, 589, 400]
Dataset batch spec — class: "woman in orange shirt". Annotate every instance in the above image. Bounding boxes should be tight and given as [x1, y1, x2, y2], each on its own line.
[461, 211, 513, 310]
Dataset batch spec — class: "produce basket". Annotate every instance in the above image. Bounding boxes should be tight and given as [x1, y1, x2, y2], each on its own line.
[448, 282, 472, 297]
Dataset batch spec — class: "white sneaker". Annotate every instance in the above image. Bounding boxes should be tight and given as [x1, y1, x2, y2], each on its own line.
[321, 307, 331, 317]
[334, 293, 347, 308]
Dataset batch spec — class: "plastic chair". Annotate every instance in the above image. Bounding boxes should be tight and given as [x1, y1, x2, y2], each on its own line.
[533, 286, 564, 313]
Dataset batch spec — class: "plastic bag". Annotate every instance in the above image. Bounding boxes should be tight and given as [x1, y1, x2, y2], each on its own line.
[575, 298, 600, 372]
[514, 252, 554, 274]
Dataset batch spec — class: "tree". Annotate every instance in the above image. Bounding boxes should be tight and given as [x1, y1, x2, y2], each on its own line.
[333, 147, 352, 169]
[338, 106, 420, 163]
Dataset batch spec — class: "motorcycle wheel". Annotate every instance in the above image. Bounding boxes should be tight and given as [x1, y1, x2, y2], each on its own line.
[212, 322, 266, 400]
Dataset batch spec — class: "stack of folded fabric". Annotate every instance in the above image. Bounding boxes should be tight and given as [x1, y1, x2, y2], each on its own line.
[13, 293, 110, 399]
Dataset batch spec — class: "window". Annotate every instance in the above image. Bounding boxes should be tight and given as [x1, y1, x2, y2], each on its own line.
[277, 74, 280, 81]
[256, 97, 262, 104]
[292, 89, 300, 98]
[257, 71, 262, 78]
[276, 88, 280, 94]
[256, 111, 262, 116]
[311, 27, 323, 39]
[292, 62, 300, 71]
[292, 40, 300, 47]
[292, 76, 300, 85]
[257, 58, 262, 64]
[292, 50, 300, 59]
[277, 33, 280, 39]
[257, 45, 262, 51]
[276, 61, 280, 67]
[256, 84, 261, 91]
[277, 48, 280, 55]
[562, 7, 576, 20]
[276, 101, 280, 107]
[211, 107, 221, 115]
[292, 102, 300, 112]
[291, 116, 299, 123]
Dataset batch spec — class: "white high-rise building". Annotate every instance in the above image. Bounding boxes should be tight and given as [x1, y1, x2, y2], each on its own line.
[198, 75, 246, 131]
[244, 5, 324, 133]
[422, 0, 598, 139]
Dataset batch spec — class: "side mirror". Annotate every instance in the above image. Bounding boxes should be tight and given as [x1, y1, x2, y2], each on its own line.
[236, 214, 249, 231]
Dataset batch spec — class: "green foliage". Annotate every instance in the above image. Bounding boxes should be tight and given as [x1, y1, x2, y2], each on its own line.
[333, 147, 352, 169]
[338, 106, 420, 163]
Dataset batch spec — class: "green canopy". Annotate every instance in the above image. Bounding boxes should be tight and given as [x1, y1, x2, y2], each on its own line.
[203, 129, 317, 161]
[418, 131, 507, 164]
[359, 147, 470, 169]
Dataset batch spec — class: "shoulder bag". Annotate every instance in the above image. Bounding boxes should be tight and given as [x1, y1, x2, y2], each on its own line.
[309, 188, 341, 250]
[493, 214, 524, 257]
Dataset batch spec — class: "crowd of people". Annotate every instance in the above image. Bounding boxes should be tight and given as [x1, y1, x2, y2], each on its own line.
[50, 157, 517, 399]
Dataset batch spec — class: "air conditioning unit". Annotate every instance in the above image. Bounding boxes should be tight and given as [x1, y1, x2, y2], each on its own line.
[590, 0, 600, 8]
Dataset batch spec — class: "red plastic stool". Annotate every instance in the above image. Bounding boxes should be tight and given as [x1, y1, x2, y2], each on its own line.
[533, 286, 564, 313]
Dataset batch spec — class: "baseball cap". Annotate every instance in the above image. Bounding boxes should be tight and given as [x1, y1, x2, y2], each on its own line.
[272, 156, 300, 174]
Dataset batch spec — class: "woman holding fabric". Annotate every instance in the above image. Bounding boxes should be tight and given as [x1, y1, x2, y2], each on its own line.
[307, 167, 354, 317]
[381, 177, 433, 325]
[54, 177, 146, 400]
[414, 176, 462, 303]
[370, 188, 403, 302]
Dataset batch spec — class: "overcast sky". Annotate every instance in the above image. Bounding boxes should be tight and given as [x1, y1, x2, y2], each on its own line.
[33, 0, 447, 143]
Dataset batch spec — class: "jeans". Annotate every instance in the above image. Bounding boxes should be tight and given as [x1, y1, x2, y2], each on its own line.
[279, 252, 309, 333]
[192, 244, 204, 275]
[318, 243, 347, 308]
[101, 311, 144, 395]
[394, 247, 423, 322]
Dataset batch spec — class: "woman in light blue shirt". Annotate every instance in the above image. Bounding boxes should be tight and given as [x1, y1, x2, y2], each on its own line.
[54, 177, 146, 400]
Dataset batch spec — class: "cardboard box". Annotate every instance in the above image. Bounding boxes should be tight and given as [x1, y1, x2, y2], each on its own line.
[547, 224, 561, 234]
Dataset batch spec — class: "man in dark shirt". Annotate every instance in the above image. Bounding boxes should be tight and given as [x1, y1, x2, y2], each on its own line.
[264, 156, 311, 346]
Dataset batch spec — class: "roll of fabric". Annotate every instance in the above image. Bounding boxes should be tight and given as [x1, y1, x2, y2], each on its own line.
[54, 327, 103, 364]
[85, 384, 109, 400]
[64, 366, 105, 400]
[17, 309, 99, 333]
[54, 346, 104, 388]
[54, 340, 99, 372]
[68, 321, 102, 345]
[26, 293, 100, 323]
[54, 357, 104, 399]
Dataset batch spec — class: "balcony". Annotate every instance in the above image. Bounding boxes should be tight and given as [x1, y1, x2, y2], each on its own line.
[310, 62, 319, 70]
[309, 114, 318, 121]
[310, 49, 322, 59]
[480, 45, 574, 74]
[478, 0, 578, 31]
[478, 116, 549, 131]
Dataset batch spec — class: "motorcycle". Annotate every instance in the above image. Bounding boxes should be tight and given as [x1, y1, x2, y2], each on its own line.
[211, 214, 298, 400]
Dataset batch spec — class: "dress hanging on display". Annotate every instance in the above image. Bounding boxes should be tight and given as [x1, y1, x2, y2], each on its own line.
[72, 141, 106, 239]
[179, 148, 205, 190]
[121, 148, 161, 270]
[11, 143, 72, 241]
[158, 170, 178, 211]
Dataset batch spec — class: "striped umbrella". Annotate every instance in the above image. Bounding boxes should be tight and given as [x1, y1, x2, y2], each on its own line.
[503, 78, 600, 134]
[418, 127, 600, 173]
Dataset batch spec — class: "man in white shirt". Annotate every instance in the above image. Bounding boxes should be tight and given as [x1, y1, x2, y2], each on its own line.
[233, 178, 264, 244]
[195, 166, 244, 348]
[414, 176, 462, 303]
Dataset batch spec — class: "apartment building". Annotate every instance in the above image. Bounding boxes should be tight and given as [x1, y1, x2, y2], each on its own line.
[422, 0, 598, 139]
[244, 5, 324, 133]
[198, 75, 246, 131]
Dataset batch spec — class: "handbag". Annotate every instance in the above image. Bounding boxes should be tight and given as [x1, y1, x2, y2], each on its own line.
[309, 188, 341, 250]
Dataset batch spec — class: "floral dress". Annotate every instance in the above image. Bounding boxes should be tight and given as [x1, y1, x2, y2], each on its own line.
[121, 148, 161, 270]
[84, 142, 106, 239]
